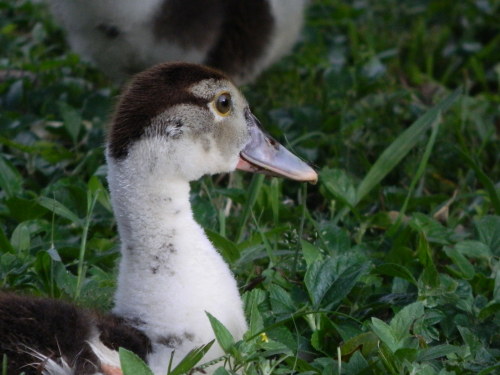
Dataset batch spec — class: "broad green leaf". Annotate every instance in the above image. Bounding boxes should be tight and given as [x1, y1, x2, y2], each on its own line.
[340, 332, 378, 356]
[248, 295, 264, 335]
[283, 356, 317, 373]
[330, 319, 362, 342]
[406, 363, 438, 375]
[393, 347, 417, 363]
[390, 302, 424, 342]
[305, 255, 369, 309]
[260, 335, 291, 354]
[410, 213, 453, 245]
[373, 263, 417, 286]
[444, 247, 475, 280]
[317, 221, 351, 254]
[0, 154, 22, 199]
[478, 301, 500, 320]
[10, 222, 31, 253]
[6, 197, 48, 221]
[457, 326, 482, 354]
[0, 253, 30, 282]
[36, 196, 82, 226]
[206, 229, 240, 263]
[322, 262, 370, 309]
[59, 102, 82, 144]
[310, 330, 322, 353]
[356, 88, 461, 204]
[54, 263, 78, 296]
[321, 168, 357, 208]
[413, 311, 441, 342]
[305, 257, 336, 307]
[206, 312, 235, 353]
[475, 216, 500, 255]
[243, 289, 266, 335]
[168, 341, 214, 375]
[46, 244, 62, 262]
[344, 350, 370, 374]
[455, 240, 492, 259]
[268, 284, 296, 315]
[301, 240, 321, 267]
[416, 344, 459, 361]
[371, 318, 397, 352]
[119, 347, 154, 375]
[267, 326, 297, 351]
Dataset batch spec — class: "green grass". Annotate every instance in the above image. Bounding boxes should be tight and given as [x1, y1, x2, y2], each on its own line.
[1, 0, 500, 374]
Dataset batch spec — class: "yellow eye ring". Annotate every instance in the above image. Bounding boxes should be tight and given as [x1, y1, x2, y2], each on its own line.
[213, 92, 232, 116]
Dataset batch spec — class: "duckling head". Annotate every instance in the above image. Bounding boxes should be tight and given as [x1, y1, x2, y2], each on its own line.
[107, 62, 317, 183]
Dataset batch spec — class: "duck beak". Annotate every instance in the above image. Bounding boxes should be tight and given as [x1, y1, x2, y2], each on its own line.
[237, 108, 318, 184]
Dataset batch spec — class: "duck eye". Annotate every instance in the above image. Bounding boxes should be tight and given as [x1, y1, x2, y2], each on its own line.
[214, 92, 232, 116]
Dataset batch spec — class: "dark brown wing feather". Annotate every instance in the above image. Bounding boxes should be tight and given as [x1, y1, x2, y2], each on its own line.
[0, 293, 151, 375]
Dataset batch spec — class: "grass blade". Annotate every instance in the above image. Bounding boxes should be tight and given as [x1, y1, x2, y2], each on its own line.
[355, 88, 461, 205]
[237, 174, 264, 242]
[206, 312, 235, 353]
[37, 196, 82, 226]
[168, 341, 215, 375]
[74, 189, 99, 300]
[458, 149, 500, 214]
[119, 347, 154, 375]
[389, 113, 441, 234]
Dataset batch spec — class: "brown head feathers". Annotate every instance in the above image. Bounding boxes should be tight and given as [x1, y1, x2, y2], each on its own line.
[108, 62, 228, 160]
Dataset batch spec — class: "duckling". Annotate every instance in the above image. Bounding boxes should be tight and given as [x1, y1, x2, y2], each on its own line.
[47, 0, 308, 84]
[0, 62, 317, 375]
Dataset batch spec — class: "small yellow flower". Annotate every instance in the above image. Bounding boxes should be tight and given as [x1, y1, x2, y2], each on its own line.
[259, 332, 269, 343]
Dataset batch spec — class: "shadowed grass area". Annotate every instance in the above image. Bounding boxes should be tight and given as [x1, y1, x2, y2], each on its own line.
[0, 0, 499, 373]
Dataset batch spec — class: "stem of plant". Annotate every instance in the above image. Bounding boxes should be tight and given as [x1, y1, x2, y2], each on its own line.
[237, 174, 264, 243]
[74, 190, 99, 300]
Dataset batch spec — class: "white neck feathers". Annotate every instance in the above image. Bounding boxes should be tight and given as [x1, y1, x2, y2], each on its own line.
[106, 153, 247, 373]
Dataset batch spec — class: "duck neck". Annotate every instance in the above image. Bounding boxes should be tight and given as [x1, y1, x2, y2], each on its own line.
[111, 174, 200, 310]
[108, 168, 247, 358]
[112, 176, 194, 261]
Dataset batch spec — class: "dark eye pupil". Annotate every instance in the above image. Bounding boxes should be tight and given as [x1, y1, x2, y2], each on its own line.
[216, 94, 231, 114]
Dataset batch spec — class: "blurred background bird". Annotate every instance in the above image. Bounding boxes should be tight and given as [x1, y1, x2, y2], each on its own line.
[47, 0, 308, 84]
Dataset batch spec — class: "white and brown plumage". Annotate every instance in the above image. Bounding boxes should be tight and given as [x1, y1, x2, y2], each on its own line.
[0, 63, 317, 375]
[47, 0, 308, 84]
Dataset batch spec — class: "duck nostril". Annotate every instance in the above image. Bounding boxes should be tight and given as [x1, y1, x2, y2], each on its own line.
[266, 137, 280, 150]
